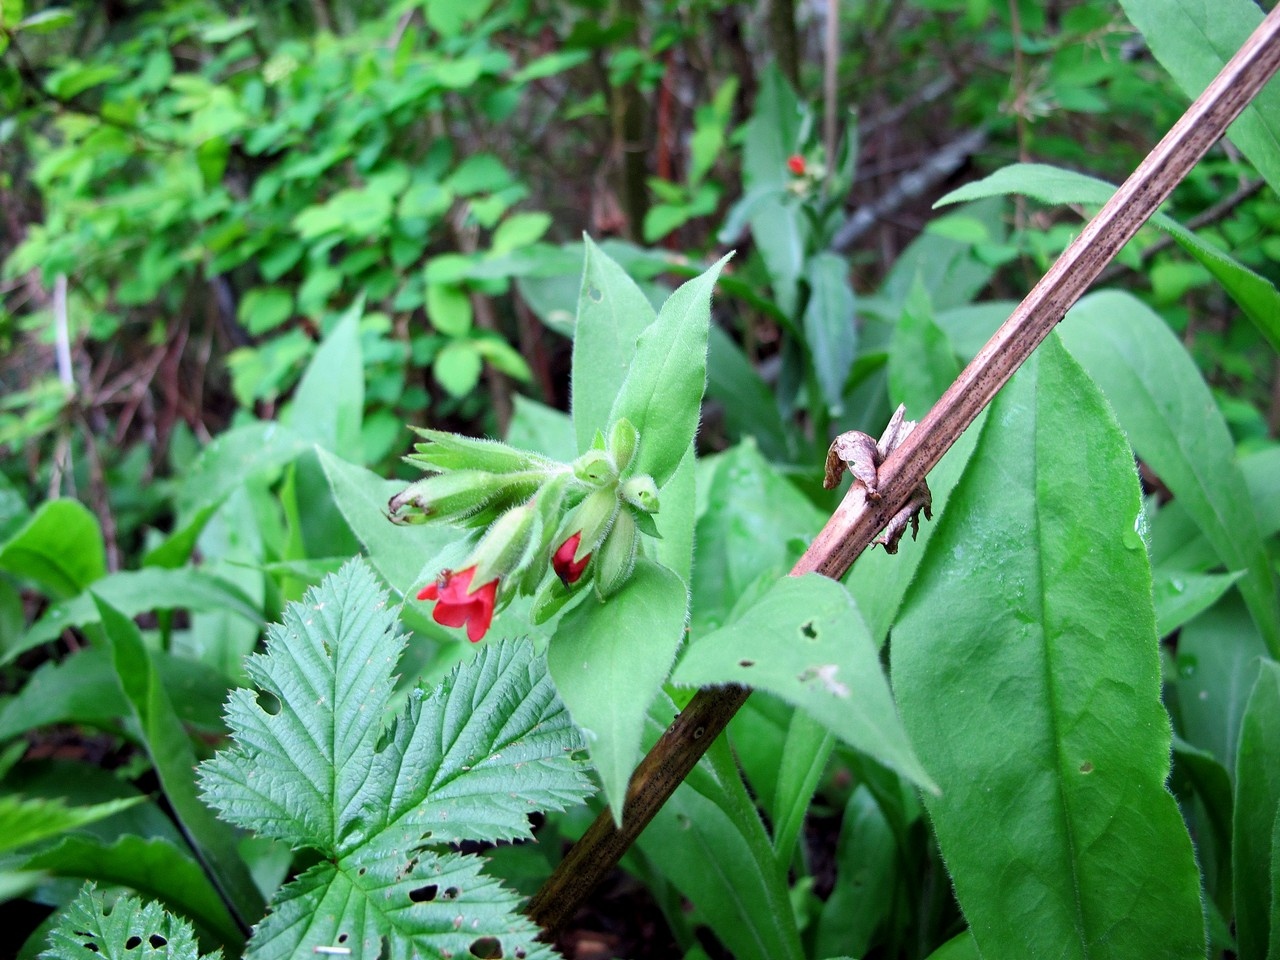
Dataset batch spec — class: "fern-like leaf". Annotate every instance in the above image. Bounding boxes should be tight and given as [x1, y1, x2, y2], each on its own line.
[40, 883, 218, 960]
[198, 559, 591, 959]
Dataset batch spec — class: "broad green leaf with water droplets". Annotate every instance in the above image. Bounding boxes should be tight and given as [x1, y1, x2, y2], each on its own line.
[892, 335, 1205, 959]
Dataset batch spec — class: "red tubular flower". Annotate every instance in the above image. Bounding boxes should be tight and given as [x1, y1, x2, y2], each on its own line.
[552, 533, 591, 586]
[417, 566, 499, 643]
[786, 154, 806, 176]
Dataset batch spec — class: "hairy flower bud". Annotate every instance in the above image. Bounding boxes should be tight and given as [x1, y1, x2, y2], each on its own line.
[607, 418, 640, 475]
[571, 448, 616, 486]
[594, 508, 638, 599]
[388, 470, 533, 526]
[469, 500, 540, 588]
[620, 474, 659, 514]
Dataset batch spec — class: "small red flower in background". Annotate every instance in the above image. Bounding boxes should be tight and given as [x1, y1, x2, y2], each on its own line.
[552, 533, 591, 585]
[786, 154, 806, 176]
[417, 566, 499, 643]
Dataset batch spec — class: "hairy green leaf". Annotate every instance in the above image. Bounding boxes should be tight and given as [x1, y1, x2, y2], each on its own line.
[282, 300, 363, 454]
[546, 557, 686, 819]
[0, 795, 141, 855]
[95, 596, 265, 932]
[1119, 0, 1280, 194]
[0, 499, 105, 600]
[570, 237, 657, 454]
[803, 252, 858, 414]
[608, 252, 731, 487]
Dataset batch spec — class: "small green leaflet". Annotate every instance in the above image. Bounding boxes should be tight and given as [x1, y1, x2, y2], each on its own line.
[41, 883, 216, 960]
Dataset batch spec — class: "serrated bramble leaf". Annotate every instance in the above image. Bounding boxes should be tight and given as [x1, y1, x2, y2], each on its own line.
[40, 883, 218, 960]
[24, 835, 241, 953]
[198, 559, 592, 958]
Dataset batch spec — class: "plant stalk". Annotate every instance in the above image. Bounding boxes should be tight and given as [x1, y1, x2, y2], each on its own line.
[528, 5, 1280, 935]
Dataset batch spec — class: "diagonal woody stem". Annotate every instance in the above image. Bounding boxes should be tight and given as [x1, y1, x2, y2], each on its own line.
[528, 6, 1280, 935]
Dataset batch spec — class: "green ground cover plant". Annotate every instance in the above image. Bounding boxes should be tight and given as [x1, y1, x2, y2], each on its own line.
[2, 1, 1280, 959]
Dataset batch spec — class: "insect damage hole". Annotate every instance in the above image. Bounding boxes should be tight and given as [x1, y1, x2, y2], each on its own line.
[409, 884, 438, 902]
[469, 936, 504, 958]
[800, 621, 818, 640]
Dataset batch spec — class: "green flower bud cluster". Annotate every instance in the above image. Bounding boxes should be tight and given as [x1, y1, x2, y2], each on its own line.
[388, 420, 661, 641]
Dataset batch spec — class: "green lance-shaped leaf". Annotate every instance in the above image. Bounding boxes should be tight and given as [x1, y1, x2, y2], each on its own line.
[1233, 660, 1280, 960]
[0, 794, 142, 856]
[802, 251, 858, 415]
[887, 276, 962, 419]
[672, 574, 935, 794]
[1119, 0, 1280, 196]
[198, 559, 591, 959]
[608, 252, 732, 488]
[40, 883, 217, 960]
[281, 299, 363, 454]
[937, 164, 1280, 352]
[891, 335, 1206, 960]
[94, 596, 264, 934]
[1059, 291, 1280, 658]
[570, 237, 657, 454]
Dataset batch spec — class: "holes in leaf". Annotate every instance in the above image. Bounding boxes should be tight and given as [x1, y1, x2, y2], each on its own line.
[81, 944, 100, 954]
[410, 884, 438, 903]
[587, 284, 603, 303]
[801, 620, 818, 640]
[149, 935, 168, 948]
[738, 659, 755, 668]
[469, 937, 504, 958]
[514, 949, 527, 959]
[255, 690, 282, 715]
[1079, 762, 1094, 774]
[443, 886, 460, 900]
[125, 935, 142, 949]
[338, 934, 349, 944]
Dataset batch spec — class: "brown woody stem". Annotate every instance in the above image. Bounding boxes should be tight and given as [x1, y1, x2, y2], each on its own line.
[528, 6, 1280, 935]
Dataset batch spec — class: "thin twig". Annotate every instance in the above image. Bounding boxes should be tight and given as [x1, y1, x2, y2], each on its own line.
[528, 5, 1280, 935]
